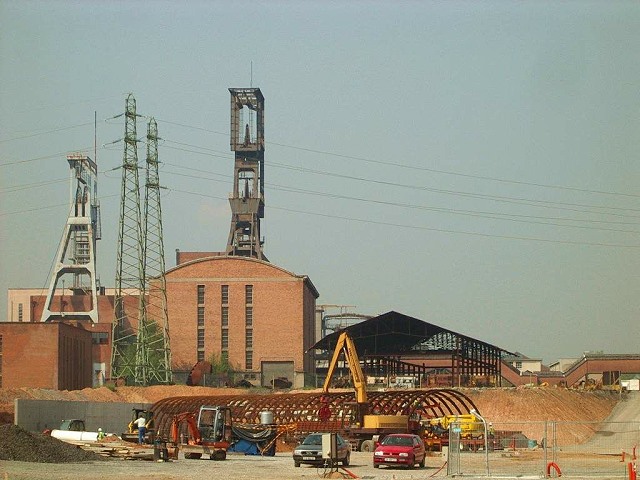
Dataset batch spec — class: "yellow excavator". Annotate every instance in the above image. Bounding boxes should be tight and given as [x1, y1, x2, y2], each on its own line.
[322, 331, 413, 451]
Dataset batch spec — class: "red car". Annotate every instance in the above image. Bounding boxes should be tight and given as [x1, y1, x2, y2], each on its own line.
[373, 433, 426, 469]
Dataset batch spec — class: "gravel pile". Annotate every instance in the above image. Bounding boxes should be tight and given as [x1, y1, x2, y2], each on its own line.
[0, 424, 105, 463]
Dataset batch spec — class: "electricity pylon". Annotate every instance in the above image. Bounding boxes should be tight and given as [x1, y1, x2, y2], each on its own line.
[139, 117, 172, 384]
[111, 96, 172, 385]
[111, 93, 145, 384]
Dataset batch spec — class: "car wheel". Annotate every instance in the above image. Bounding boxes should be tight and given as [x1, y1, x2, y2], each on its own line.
[342, 452, 350, 466]
[419, 455, 425, 468]
[360, 440, 375, 452]
[294, 462, 300, 467]
[373, 464, 379, 469]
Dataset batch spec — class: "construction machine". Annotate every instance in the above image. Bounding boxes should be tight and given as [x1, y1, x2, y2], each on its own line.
[320, 331, 420, 451]
[122, 408, 154, 444]
[169, 405, 232, 460]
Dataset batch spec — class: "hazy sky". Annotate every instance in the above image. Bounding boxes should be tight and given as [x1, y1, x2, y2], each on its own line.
[2, 1, 639, 364]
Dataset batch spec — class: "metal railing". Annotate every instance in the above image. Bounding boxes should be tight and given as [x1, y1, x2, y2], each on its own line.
[446, 420, 639, 477]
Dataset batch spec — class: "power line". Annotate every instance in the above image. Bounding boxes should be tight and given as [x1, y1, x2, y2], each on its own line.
[0, 194, 118, 216]
[0, 122, 95, 143]
[154, 117, 640, 200]
[0, 177, 67, 194]
[159, 168, 640, 234]
[155, 138, 640, 221]
[168, 188, 640, 249]
[0, 149, 93, 168]
[154, 135, 640, 216]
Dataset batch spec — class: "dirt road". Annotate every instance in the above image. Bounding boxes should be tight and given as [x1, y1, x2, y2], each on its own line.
[1, 451, 447, 480]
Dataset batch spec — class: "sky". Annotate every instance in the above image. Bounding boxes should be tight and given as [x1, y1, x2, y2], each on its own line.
[1, 1, 639, 365]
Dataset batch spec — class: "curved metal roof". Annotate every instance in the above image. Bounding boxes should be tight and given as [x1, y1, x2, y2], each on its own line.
[310, 310, 513, 356]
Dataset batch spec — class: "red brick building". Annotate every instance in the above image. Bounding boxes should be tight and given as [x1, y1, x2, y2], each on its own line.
[166, 256, 318, 388]
[4, 255, 319, 389]
[0, 322, 92, 389]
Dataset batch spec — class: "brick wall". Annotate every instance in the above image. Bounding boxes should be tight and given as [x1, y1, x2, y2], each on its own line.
[4, 256, 318, 388]
[0, 322, 92, 389]
[164, 256, 318, 379]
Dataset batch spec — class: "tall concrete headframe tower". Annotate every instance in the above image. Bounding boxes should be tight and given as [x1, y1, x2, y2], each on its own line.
[226, 88, 267, 260]
[41, 153, 101, 322]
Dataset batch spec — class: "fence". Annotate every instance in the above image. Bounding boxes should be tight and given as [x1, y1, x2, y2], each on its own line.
[446, 420, 639, 477]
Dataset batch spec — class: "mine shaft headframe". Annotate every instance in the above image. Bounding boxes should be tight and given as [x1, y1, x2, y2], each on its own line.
[229, 88, 264, 152]
[226, 88, 267, 261]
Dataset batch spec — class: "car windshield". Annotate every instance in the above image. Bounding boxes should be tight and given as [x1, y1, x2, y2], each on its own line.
[382, 436, 413, 446]
[300, 434, 344, 446]
[302, 434, 322, 445]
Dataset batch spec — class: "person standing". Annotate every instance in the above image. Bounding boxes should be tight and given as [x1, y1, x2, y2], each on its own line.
[133, 413, 146, 445]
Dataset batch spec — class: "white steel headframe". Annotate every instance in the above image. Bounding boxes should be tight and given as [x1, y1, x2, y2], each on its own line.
[41, 153, 100, 323]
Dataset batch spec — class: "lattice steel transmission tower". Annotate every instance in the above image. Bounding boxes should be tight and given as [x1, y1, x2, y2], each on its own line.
[111, 94, 145, 383]
[226, 88, 267, 260]
[139, 117, 172, 384]
[41, 153, 101, 322]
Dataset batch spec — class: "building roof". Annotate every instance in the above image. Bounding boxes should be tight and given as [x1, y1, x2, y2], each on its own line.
[310, 310, 513, 356]
[165, 254, 319, 298]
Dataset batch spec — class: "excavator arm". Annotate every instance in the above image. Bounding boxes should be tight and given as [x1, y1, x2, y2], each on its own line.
[323, 331, 368, 404]
[170, 412, 202, 445]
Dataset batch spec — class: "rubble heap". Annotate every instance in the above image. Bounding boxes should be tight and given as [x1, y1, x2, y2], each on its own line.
[0, 424, 104, 463]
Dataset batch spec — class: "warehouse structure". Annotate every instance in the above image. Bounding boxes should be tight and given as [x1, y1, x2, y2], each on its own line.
[313, 310, 511, 388]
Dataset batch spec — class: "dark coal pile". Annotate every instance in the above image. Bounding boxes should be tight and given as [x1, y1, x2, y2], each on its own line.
[0, 423, 105, 463]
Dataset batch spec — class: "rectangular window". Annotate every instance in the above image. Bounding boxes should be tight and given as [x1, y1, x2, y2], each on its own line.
[245, 285, 253, 304]
[221, 285, 229, 304]
[221, 306, 229, 327]
[245, 350, 253, 371]
[197, 306, 205, 327]
[197, 285, 205, 305]
[221, 329, 228, 349]
[18, 304, 23, 322]
[197, 329, 205, 349]
[245, 306, 253, 327]
[245, 329, 253, 348]
[197, 350, 204, 362]
[91, 332, 109, 345]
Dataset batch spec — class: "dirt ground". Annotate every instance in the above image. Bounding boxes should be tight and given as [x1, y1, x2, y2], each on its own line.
[0, 384, 621, 447]
[0, 386, 629, 480]
[0, 384, 620, 423]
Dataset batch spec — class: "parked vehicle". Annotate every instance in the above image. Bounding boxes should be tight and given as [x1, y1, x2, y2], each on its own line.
[58, 419, 86, 431]
[293, 433, 351, 468]
[373, 433, 426, 469]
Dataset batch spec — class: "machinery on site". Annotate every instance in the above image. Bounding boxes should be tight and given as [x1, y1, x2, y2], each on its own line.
[423, 413, 485, 451]
[315, 331, 426, 451]
[149, 333, 483, 454]
[169, 405, 233, 460]
[122, 408, 154, 444]
[427, 413, 484, 438]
